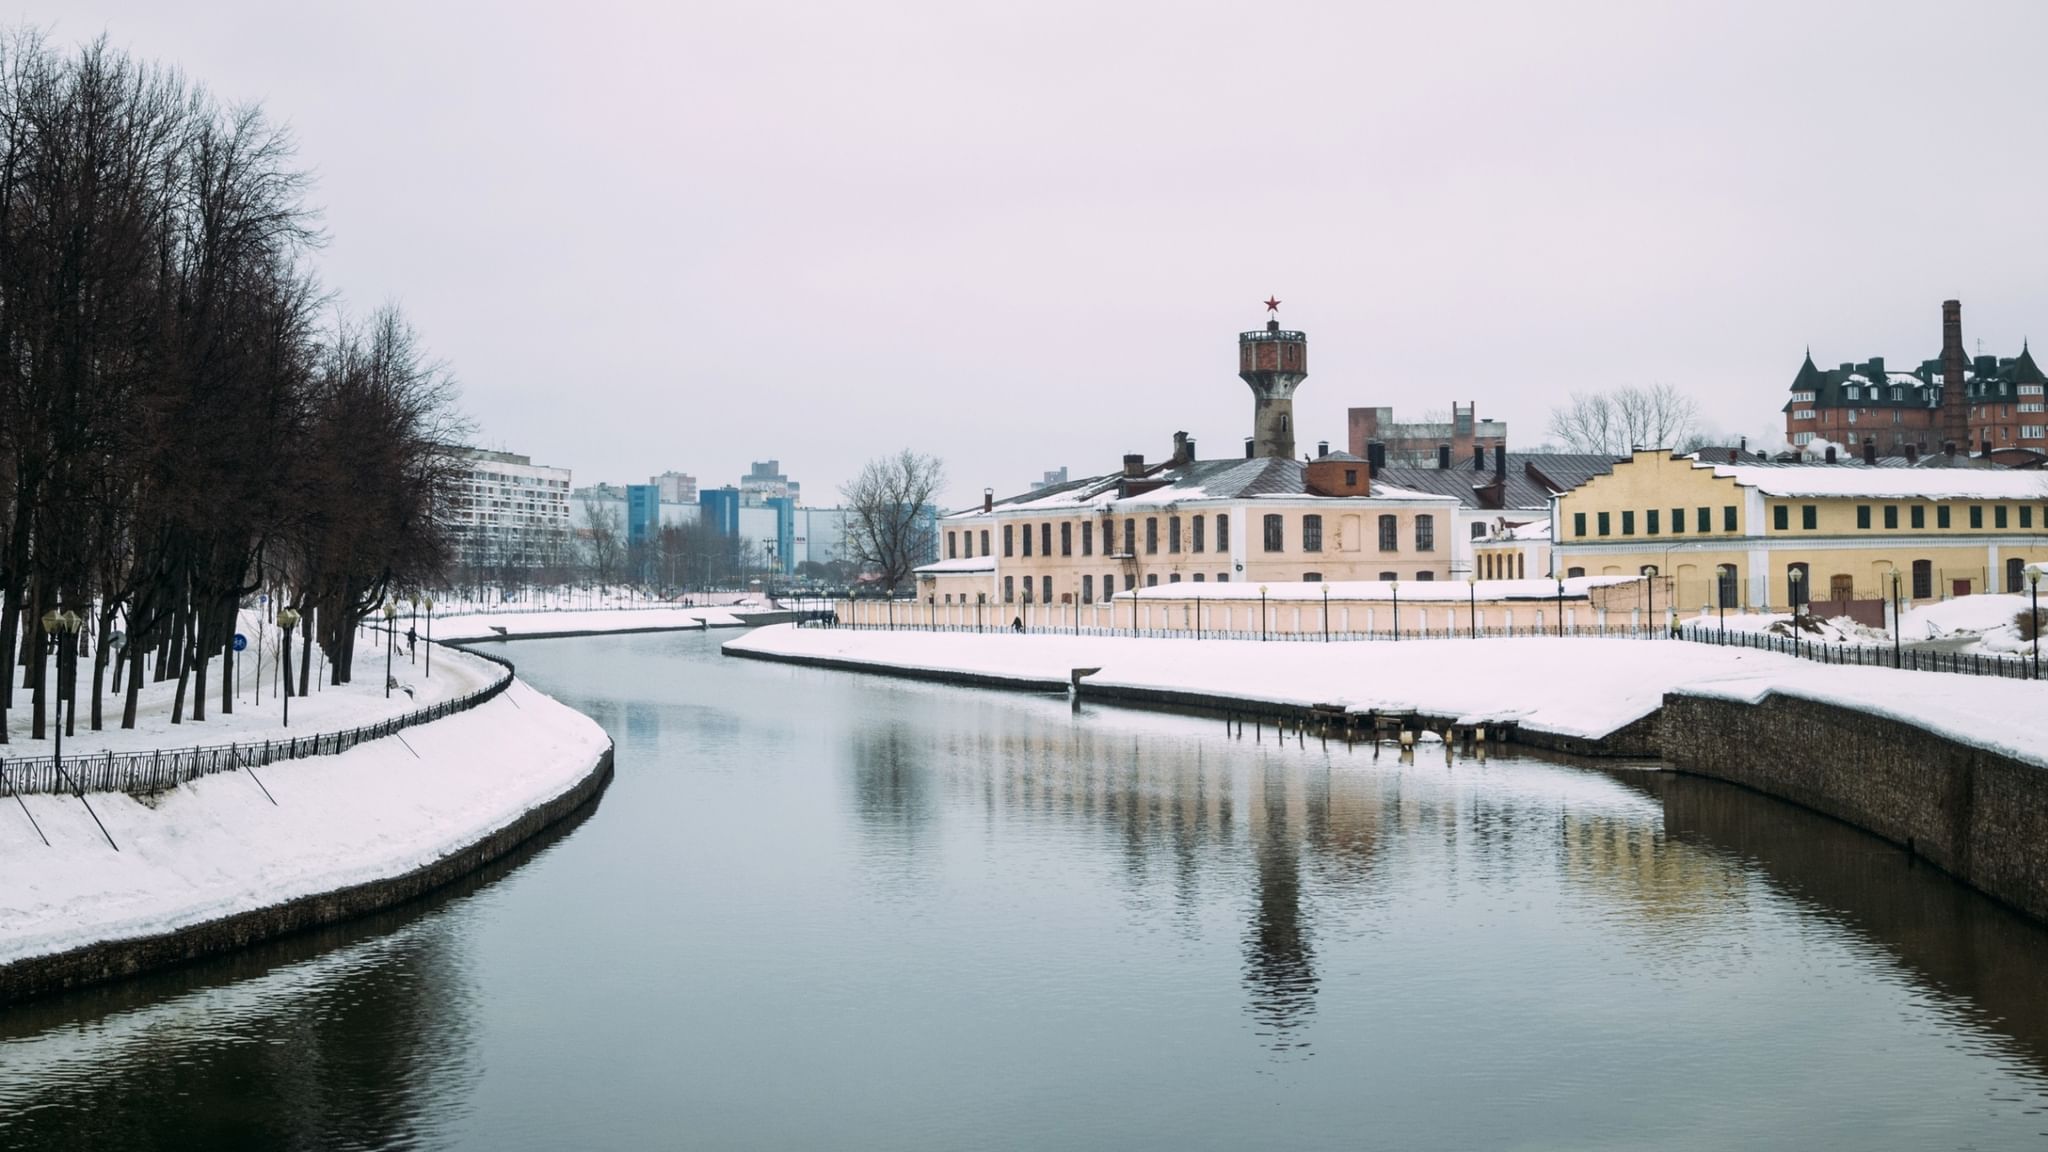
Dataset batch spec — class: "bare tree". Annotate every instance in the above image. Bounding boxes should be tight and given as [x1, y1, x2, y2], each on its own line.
[1548, 383, 1702, 454]
[841, 450, 945, 595]
[581, 501, 623, 590]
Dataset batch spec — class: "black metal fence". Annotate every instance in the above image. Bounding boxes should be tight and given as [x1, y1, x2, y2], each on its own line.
[0, 646, 516, 798]
[1676, 623, 2042, 680]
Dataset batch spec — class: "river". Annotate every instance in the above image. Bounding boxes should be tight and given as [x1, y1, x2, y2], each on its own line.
[4, 630, 2048, 1150]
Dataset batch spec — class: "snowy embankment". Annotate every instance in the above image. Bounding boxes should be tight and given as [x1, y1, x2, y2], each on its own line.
[0, 676, 611, 985]
[1689, 593, 2043, 654]
[435, 604, 764, 641]
[723, 625, 2048, 763]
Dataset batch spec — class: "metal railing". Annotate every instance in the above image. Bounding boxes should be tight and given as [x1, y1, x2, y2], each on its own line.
[1676, 623, 2042, 680]
[0, 646, 516, 798]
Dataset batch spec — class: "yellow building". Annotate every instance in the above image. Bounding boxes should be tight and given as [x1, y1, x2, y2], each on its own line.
[1553, 449, 2048, 611]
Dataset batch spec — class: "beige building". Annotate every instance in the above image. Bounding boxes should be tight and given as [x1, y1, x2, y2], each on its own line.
[1553, 448, 2048, 611]
[919, 436, 1463, 608]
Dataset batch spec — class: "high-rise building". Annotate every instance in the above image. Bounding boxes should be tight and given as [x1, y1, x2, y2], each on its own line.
[651, 471, 698, 504]
[447, 448, 572, 570]
[625, 484, 662, 549]
[740, 460, 800, 507]
[699, 486, 742, 537]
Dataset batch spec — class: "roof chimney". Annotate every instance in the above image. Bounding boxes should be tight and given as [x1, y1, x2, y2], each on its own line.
[1122, 453, 1144, 478]
[1473, 444, 1486, 471]
[1244, 437, 1255, 459]
[1727, 449, 1738, 463]
[1494, 439, 1506, 480]
[1905, 443, 1919, 463]
[1317, 440, 1329, 458]
[1171, 431, 1193, 466]
[1437, 443, 1451, 470]
[1739, 436, 1747, 453]
[1862, 437, 1876, 465]
[1367, 441, 1386, 475]
[983, 487, 993, 513]
[1943, 440, 1956, 458]
[1824, 446, 1837, 464]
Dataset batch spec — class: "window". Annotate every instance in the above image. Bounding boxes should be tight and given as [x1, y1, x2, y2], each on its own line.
[1103, 519, 1116, 555]
[1145, 517, 1159, 554]
[1417, 571, 1435, 581]
[1646, 509, 1660, 536]
[1169, 573, 1180, 583]
[1021, 523, 1033, 556]
[1082, 575, 1094, 604]
[1041, 524, 1051, 556]
[1060, 522, 1072, 556]
[1302, 571, 1321, 582]
[1773, 505, 1788, 531]
[947, 531, 957, 559]
[1379, 571, 1398, 581]
[1416, 514, 1435, 552]
[1697, 507, 1710, 533]
[1567, 566, 1586, 578]
[1344, 469, 1358, 486]
[1004, 576, 1015, 602]
[1168, 516, 1182, 553]
[1472, 522, 1488, 539]
[1912, 559, 1932, 599]
[1573, 512, 1587, 537]
[1145, 574, 1158, 587]
[1937, 505, 1951, 529]
[1082, 521, 1093, 556]
[1303, 514, 1323, 552]
[1263, 514, 1284, 552]
[1792, 409, 1816, 420]
[2024, 506, 2035, 529]
[1912, 505, 1926, 529]
[1723, 506, 1737, 532]
[1970, 505, 1983, 529]
[2024, 426, 2047, 439]
[1125, 519, 1136, 555]
[1021, 578, 1033, 602]
[1217, 573, 1229, 582]
[1042, 576, 1051, 603]
[1884, 505, 1898, 529]
[1801, 505, 1817, 530]
[1671, 507, 1684, 534]
[1622, 511, 1635, 536]
[1193, 573, 1205, 582]
[1104, 572, 1114, 597]
[1216, 515, 1229, 553]
[1791, 390, 1815, 403]
[1191, 515, 1205, 553]
[1003, 525, 1015, 557]
[1845, 386, 1860, 400]
[1124, 574, 1135, 591]
[2009, 557, 2027, 593]
[2024, 403, 2047, 414]
[1995, 505, 2008, 529]
[1379, 514, 1398, 551]
[1857, 506, 1870, 529]
[1716, 564, 1738, 607]
[980, 530, 990, 556]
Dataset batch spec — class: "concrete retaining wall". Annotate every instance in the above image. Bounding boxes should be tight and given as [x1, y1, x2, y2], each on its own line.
[1661, 691, 2048, 923]
[0, 743, 615, 1005]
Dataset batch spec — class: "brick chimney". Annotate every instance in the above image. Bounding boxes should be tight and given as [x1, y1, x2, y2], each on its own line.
[1122, 453, 1145, 478]
[1862, 437, 1876, 465]
[1437, 443, 1451, 470]
[1171, 431, 1194, 467]
[1940, 299, 1971, 449]
[982, 487, 993, 513]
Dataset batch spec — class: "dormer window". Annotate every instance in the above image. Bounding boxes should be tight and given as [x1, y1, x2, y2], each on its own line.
[1845, 385, 1860, 400]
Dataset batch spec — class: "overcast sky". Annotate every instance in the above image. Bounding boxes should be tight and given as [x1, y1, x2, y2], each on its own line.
[41, 1, 2048, 506]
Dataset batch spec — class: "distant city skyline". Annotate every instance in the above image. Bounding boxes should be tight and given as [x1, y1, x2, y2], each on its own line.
[49, 1, 2048, 510]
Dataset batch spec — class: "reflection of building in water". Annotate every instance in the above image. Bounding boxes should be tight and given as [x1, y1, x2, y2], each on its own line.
[1557, 807, 1749, 923]
[1245, 764, 1318, 1046]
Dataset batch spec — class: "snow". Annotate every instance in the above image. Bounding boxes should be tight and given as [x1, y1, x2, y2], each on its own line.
[1702, 459, 2048, 499]
[1, 616, 496, 762]
[915, 556, 998, 574]
[0, 675, 610, 968]
[433, 605, 757, 640]
[1688, 594, 2043, 653]
[727, 625, 2048, 766]
[1127, 576, 1636, 602]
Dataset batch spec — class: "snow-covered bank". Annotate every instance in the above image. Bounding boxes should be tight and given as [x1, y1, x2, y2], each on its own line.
[435, 605, 762, 640]
[723, 626, 2048, 763]
[0, 675, 611, 984]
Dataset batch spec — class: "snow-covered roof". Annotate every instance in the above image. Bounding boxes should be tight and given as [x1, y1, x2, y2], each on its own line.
[1700, 460, 2048, 500]
[955, 456, 1459, 516]
[1126, 576, 1636, 603]
[915, 556, 996, 575]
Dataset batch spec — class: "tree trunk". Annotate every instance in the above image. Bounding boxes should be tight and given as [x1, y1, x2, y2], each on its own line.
[91, 604, 115, 730]
[298, 604, 313, 697]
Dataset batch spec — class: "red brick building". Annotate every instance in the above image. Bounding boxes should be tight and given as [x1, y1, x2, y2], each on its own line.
[1783, 299, 2047, 456]
[1347, 401, 1506, 468]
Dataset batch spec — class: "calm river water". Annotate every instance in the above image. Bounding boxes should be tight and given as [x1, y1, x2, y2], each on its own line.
[5, 630, 2048, 1149]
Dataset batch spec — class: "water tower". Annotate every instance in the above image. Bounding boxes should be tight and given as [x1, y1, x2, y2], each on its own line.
[1239, 298, 1307, 460]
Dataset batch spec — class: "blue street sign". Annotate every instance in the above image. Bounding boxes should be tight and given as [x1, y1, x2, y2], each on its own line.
[232, 633, 248, 652]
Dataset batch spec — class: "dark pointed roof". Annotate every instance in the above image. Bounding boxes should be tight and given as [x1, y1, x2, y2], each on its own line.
[1791, 348, 1824, 391]
[2009, 341, 2046, 385]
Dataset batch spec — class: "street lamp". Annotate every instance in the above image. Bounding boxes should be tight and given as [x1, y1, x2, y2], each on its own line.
[1555, 576, 1565, 638]
[2030, 567, 2042, 679]
[382, 600, 398, 699]
[1390, 580, 1400, 642]
[409, 594, 419, 665]
[1321, 583, 1331, 642]
[276, 608, 301, 727]
[424, 596, 434, 678]
[1467, 572, 1477, 639]
[42, 609, 81, 755]
[1788, 568, 1805, 623]
[1259, 585, 1269, 642]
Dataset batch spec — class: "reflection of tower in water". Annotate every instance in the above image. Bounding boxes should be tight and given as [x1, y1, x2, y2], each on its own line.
[1244, 765, 1318, 1048]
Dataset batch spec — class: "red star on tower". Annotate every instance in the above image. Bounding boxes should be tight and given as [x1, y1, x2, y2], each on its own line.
[1263, 296, 1282, 313]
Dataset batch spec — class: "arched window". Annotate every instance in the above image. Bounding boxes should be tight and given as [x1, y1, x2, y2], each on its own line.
[1415, 514, 1435, 552]
[1378, 515, 1398, 551]
[1912, 559, 1932, 599]
[1567, 567, 1586, 578]
[2008, 556, 2025, 593]
[1716, 564, 1738, 608]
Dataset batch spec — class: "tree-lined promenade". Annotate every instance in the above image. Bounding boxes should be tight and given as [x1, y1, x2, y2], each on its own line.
[0, 33, 458, 744]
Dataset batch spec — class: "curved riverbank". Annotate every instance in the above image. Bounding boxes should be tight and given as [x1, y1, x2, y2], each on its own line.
[0, 677, 613, 1004]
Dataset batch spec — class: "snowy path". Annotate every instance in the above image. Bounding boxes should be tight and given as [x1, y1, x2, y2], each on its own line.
[0, 675, 610, 970]
[724, 626, 2048, 763]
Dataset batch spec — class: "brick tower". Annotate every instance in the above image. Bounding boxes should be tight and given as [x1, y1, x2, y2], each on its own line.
[1239, 299, 1307, 460]
[1939, 299, 1970, 450]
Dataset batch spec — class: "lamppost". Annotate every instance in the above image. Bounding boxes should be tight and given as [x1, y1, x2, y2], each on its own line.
[1390, 580, 1400, 642]
[1788, 568, 1805, 624]
[1644, 566, 1657, 636]
[2030, 567, 2042, 679]
[1259, 585, 1269, 642]
[276, 608, 300, 727]
[1467, 573, 1477, 638]
[382, 600, 398, 699]
[409, 594, 419, 664]
[42, 608, 81, 763]
[1891, 570, 1902, 669]
[1555, 576, 1565, 638]
[1322, 583, 1330, 642]
[424, 596, 434, 678]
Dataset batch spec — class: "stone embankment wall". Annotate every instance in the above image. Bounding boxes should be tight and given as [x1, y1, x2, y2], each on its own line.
[1660, 692, 2048, 923]
[0, 746, 614, 1004]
